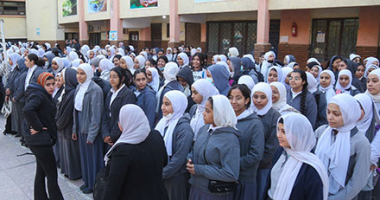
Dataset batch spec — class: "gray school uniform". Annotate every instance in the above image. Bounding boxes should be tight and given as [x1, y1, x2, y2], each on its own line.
[287, 90, 318, 128]
[313, 90, 328, 129]
[315, 125, 371, 200]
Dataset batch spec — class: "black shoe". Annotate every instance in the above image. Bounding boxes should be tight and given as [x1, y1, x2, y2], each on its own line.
[21, 142, 27, 147]
[80, 184, 87, 191]
[15, 133, 21, 137]
[82, 188, 93, 194]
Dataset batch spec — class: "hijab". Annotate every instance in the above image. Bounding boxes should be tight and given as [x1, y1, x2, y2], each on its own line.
[261, 51, 276, 81]
[211, 95, 237, 128]
[72, 59, 82, 69]
[267, 66, 283, 84]
[121, 56, 134, 74]
[238, 75, 255, 90]
[307, 57, 321, 65]
[99, 59, 114, 72]
[147, 67, 160, 92]
[335, 69, 352, 93]
[166, 47, 173, 61]
[281, 67, 293, 83]
[354, 93, 377, 133]
[213, 55, 219, 64]
[117, 48, 125, 56]
[286, 62, 298, 70]
[177, 53, 189, 68]
[349, 53, 360, 61]
[284, 55, 296, 66]
[229, 57, 241, 80]
[364, 64, 379, 78]
[135, 55, 146, 69]
[365, 57, 379, 68]
[251, 82, 272, 116]
[270, 82, 298, 115]
[104, 104, 150, 165]
[274, 113, 329, 200]
[366, 69, 380, 102]
[52, 57, 64, 75]
[319, 70, 336, 103]
[68, 52, 78, 62]
[306, 72, 318, 94]
[219, 55, 227, 63]
[62, 58, 72, 68]
[155, 90, 187, 156]
[74, 64, 93, 111]
[9, 53, 22, 71]
[228, 47, 239, 57]
[163, 62, 179, 84]
[207, 64, 231, 96]
[315, 93, 361, 195]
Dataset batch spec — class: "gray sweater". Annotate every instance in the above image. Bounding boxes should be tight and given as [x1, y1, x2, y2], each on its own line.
[72, 81, 104, 143]
[163, 114, 194, 180]
[237, 112, 265, 182]
[315, 125, 371, 200]
[287, 90, 318, 128]
[190, 126, 240, 194]
[258, 108, 281, 169]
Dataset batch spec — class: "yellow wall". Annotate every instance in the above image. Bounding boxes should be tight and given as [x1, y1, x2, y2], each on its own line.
[84, 0, 110, 21]
[2, 17, 27, 39]
[268, 0, 380, 10]
[161, 22, 185, 41]
[178, 0, 257, 15]
[120, 0, 169, 18]
[58, 0, 79, 24]
[26, 0, 65, 41]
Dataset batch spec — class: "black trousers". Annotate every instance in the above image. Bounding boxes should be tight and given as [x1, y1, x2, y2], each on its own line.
[29, 145, 64, 200]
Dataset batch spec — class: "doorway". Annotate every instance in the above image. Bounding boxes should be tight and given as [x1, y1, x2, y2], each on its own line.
[186, 23, 201, 48]
[151, 23, 162, 48]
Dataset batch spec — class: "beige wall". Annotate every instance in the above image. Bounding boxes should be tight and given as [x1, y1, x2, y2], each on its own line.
[268, 0, 380, 10]
[2, 17, 27, 39]
[162, 22, 185, 41]
[26, 0, 65, 41]
[178, 0, 258, 15]
[120, 0, 169, 18]
[84, 0, 110, 21]
[58, 0, 79, 24]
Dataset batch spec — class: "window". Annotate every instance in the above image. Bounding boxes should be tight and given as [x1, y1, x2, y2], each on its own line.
[0, 1, 25, 15]
[310, 18, 359, 62]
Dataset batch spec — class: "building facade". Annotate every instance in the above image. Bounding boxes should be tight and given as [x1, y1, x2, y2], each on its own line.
[1, 0, 380, 65]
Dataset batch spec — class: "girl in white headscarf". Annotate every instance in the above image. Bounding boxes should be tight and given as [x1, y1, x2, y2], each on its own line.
[120, 56, 134, 74]
[310, 64, 323, 84]
[260, 51, 276, 82]
[155, 90, 194, 200]
[190, 79, 219, 139]
[364, 57, 379, 68]
[315, 94, 371, 200]
[187, 95, 240, 200]
[71, 59, 83, 69]
[306, 72, 328, 129]
[335, 69, 360, 96]
[86, 50, 95, 65]
[366, 69, 380, 115]
[107, 47, 116, 61]
[146, 67, 160, 92]
[281, 67, 293, 90]
[267, 113, 329, 200]
[364, 64, 379, 78]
[133, 55, 146, 70]
[177, 53, 189, 69]
[116, 48, 125, 56]
[319, 70, 336, 103]
[38, 48, 45, 57]
[251, 82, 281, 200]
[80, 45, 90, 61]
[219, 54, 227, 63]
[73, 63, 104, 193]
[52, 57, 64, 76]
[68, 52, 78, 62]
[238, 75, 255, 91]
[99, 59, 114, 81]
[212, 55, 219, 65]
[267, 66, 283, 84]
[270, 82, 299, 116]
[166, 47, 173, 62]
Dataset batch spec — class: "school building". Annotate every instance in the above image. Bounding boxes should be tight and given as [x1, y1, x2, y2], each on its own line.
[1, 0, 380, 65]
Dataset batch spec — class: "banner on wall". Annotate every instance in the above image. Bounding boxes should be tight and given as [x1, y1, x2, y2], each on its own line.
[88, 0, 107, 13]
[195, 0, 231, 2]
[62, 0, 77, 17]
[109, 31, 118, 41]
[130, 0, 158, 9]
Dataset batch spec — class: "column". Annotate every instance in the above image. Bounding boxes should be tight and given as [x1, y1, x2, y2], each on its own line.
[201, 23, 207, 52]
[356, 6, 380, 59]
[78, 0, 88, 45]
[110, 0, 123, 46]
[168, 0, 181, 48]
[139, 27, 152, 50]
[254, 0, 271, 61]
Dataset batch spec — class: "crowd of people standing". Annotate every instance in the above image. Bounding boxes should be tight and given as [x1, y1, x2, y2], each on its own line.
[0, 40, 380, 200]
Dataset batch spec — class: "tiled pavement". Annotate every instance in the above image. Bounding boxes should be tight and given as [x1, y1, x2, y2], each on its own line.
[0, 115, 93, 200]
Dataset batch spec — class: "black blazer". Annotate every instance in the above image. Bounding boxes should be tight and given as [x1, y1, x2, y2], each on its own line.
[102, 130, 168, 200]
[101, 86, 136, 142]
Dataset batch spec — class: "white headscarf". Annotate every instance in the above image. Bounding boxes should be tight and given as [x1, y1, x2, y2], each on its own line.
[216, 61, 230, 75]
[307, 57, 321, 65]
[228, 47, 239, 57]
[196, 47, 202, 53]
[270, 82, 297, 115]
[9, 53, 22, 71]
[140, 51, 148, 61]
[211, 95, 237, 128]
[319, 70, 336, 103]
[71, 59, 82, 69]
[74, 64, 94, 111]
[238, 75, 255, 90]
[281, 67, 293, 83]
[190, 79, 220, 136]
[366, 69, 380, 102]
[311, 65, 323, 83]
[190, 48, 197, 57]
[261, 51, 276, 81]
[213, 55, 219, 64]
[219, 55, 227, 63]
[38, 48, 45, 57]
[365, 57, 379, 68]
[177, 53, 189, 68]
[243, 54, 255, 65]
[147, 67, 160, 92]
[349, 53, 361, 61]
[273, 113, 329, 200]
[315, 93, 361, 195]
[80, 45, 90, 58]
[286, 62, 297, 70]
[163, 62, 179, 84]
[104, 105, 150, 166]
[108, 47, 116, 59]
[335, 69, 352, 93]
[364, 64, 379, 78]
[306, 72, 318, 94]
[121, 56, 134, 74]
[166, 47, 173, 61]
[52, 57, 64, 75]
[68, 52, 78, 62]
[354, 93, 375, 133]
[99, 59, 114, 72]
[267, 66, 283, 84]
[251, 82, 272, 116]
[155, 90, 188, 156]
[117, 48, 125, 56]
[135, 55, 146, 69]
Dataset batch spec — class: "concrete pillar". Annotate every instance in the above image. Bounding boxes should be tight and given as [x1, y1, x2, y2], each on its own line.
[168, 0, 181, 48]
[78, 0, 88, 45]
[110, 0, 124, 46]
[139, 27, 152, 50]
[254, 0, 271, 61]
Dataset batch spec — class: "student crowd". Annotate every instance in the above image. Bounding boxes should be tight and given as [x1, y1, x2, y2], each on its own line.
[0, 40, 380, 200]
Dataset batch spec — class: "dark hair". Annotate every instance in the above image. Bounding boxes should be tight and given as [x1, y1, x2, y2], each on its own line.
[173, 47, 179, 53]
[292, 70, 308, 116]
[260, 52, 265, 57]
[56, 44, 62, 52]
[46, 76, 55, 81]
[207, 97, 214, 109]
[113, 54, 122, 63]
[147, 58, 156, 67]
[279, 117, 284, 124]
[51, 48, 60, 57]
[110, 67, 127, 89]
[42, 44, 47, 50]
[227, 84, 251, 109]
[191, 53, 205, 70]
[158, 49, 165, 54]
[133, 69, 147, 79]
[157, 56, 168, 63]
[27, 53, 39, 64]
[36, 59, 45, 67]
